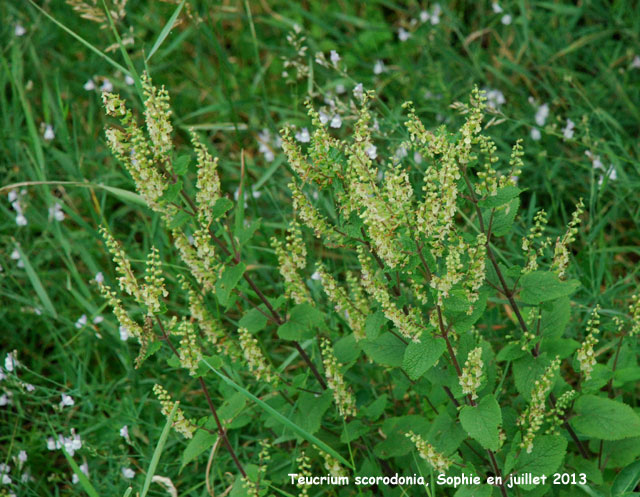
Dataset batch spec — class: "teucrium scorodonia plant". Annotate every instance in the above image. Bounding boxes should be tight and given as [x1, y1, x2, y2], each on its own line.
[97, 74, 640, 496]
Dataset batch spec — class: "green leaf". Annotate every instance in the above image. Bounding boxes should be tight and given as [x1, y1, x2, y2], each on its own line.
[277, 303, 324, 340]
[479, 185, 522, 209]
[238, 308, 267, 333]
[505, 435, 567, 490]
[15, 245, 57, 318]
[513, 354, 552, 401]
[236, 218, 261, 246]
[292, 391, 332, 435]
[365, 311, 386, 339]
[167, 210, 191, 229]
[60, 447, 100, 497]
[362, 333, 406, 367]
[362, 395, 387, 421]
[146, 0, 186, 61]
[341, 420, 370, 443]
[216, 263, 245, 307]
[488, 197, 519, 237]
[612, 460, 640, 496]
[173, 155, 190, 176]
[402, 336, 446, 380]
[211, 197, 234, 219]
[161, 180, 183, 203]
[571, 395, 640, 440]
[540, 297, 571, 338]
[333, 333, 361, 363]
[181, 419, 217, 469]
[202, 359, 353, 469]
[459, 394, 502, 451]
[519, 271, 580, 305]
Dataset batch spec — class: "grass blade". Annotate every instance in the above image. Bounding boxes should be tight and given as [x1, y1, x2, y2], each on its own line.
[15, 243, 57, 318]
[27, 0, 129, 75]
[140, 402, 178, 497]
[60, 446, 101, 497]
[202, 359, 354, 469]
[146, 0, 186, 62]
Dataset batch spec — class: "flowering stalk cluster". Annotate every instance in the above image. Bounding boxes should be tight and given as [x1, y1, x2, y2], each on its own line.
[406, 431, 452, 473]
[238, 328, 279, 386]
[272, 221, 311, 305]
[576, 305, 600, 380]
[518, 357, 560, 453]
[551, 199, 585, 279]
[320, 338, 356, 417]
[152, 384, 196, 439]
[459, 347, 484, 400]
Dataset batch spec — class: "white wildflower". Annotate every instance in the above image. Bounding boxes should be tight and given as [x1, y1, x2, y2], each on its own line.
[373, 60, 386, 75]
[562, 118, 575, 139]
[11, 248, 24, 268]
[531, 127, 541, 140]
[398, 27, 411, 42]
[5, 352, 18, 373]
[92, 316, 103, 324]
[18, 451, 27, 464]
[100, 79, 113, 92]
[48, 202, 65, 222]
[419, 11, 430, 23]
[43, 124, 55, 141]
[125, 75, 135, 85]
[353, 83, 364, 100]
[631, 55, 640, 69]
[492, 2, 503, 13]
[75, 314, 87, 329]
[119, 325, 130, 341]
[295, 127, 310, 143]
[122, 467, 135, 479]
[15, 213, 27, 226]
[318, 110, 330, 125]
[15, 24, 27, 37]
[501, 14, 512, 25]
[60, 394, 75, 407]
[95, 272, 104, 284]
[365, 145, 377, 160]
[330, 50, 341, 65]
[330, 114, 342, 129]
[535, 103, 549, 126]
[83, 79, 95, 91]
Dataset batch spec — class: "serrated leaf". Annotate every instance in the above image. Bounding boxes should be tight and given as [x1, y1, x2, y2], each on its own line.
[215, 263, 245, 307]
[362, 333, 405, 367]
[341, 420, 370, 443]
[292, 392, 332, 435]
[488, 197, 519, 237]
[161, 180, 183, 203]
[505, 435, 567, 490]
[362, 395, 387, 421]
[479, 185, 522, 209]
[236, 218, 261, 246]
[211, 197, 233, 219]
[277, 303, 324, 340]
[402, 336, 446, 380]
[181, 420, 217, 469]
[513, 354, 552, 401]
[167, 210, 191, 229]
[334, 333, 361, 363]
[238, 308, 267, 333]
[571, 395, 640, 440]
[459, 394, 502, 451]
[519, 271, 580, 305]
[540, 297, 571, 338]
[173, 155, 190, 176]
[365, 311, 386, 339]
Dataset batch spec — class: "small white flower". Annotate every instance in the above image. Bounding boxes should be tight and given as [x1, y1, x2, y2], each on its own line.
[414, 151, 423, 164]
[353, 83, 364, 100]
[430, 13, 440, 25]
[535, 103, 549, 126]
[48, 202, 65, 222]
[335, 84, 345, 94]
[92, 316, 104, 324]
[122, 467, 135, 479]
[100, 79, 113, 92]
[8, 191, 18, 202]
[83, 79, 95, 91]
[531, 127, 541, 140]
[60, 394, 75, 407]
[501, 14, 512, 25]
[631, 55, 640, 69]
[15, 214, 27, 226]
[15, 24, 26, 37]
[329, 114, 342, 129]
[25, 383, 35, 392]
[373, 60, 386, 75]
[295, 127, 310, 143]
[395, 145, 408, 161]
[492, 2, 503, 13]
[330, 50, 341, 65]
[2, 474, 11, 485]
[419, 11, 430, 23]
[120, 425, 129, 439]
[43, 124, 55, 141]
[398, 27, 411, 42]
[125, 75, 135, 86]
[0, 393, 10, 407]
[47, 437, 57, 450]
[18, 450, 27, 463]
[0, 369, 5, 381]
[318, 110, 330, 125]
[562, 118, 575, 139]
[485, 89, 505, 110]
[365, 145, 378, 160]
[5, 353, 18, 372]
[119, 325, 130, 341]
[0, 463, 9, 474]
[75, 314, 88, 329]
[311, 271, 322, 281]
[11, 248, 24, 268]
[94, 272, 104, 284]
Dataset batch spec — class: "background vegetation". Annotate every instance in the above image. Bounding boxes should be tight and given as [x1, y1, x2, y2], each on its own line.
[1, 1, 639, 496]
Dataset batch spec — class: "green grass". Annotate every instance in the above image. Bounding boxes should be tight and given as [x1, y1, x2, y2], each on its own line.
[1, 1, 639, 496]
